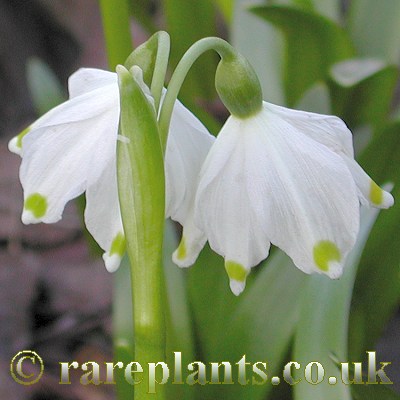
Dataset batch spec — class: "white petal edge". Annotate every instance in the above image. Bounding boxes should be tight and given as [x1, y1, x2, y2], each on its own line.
[343, 155, 394, 208]
[68, 68, 117, 98]
[172, 210, 207, 268]
[85, 157, 125, 273]
[265, 101, 355, 158]
[9, 74, 118, 156]
[165, 98, 215, 222]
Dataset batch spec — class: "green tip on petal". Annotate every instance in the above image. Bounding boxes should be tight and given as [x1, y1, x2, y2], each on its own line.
[225, 260, 248, 295]
[313, 240, 341, 274]
[175, 236, 187, 261]
[17, 126, 31, 148]
[172, 235, 202, 268]
[22, 193, 48, 223]
[110, 232, 126, 257]
[8, 126, 31, 155]
[370, 180, 383, 206]
[103, 233, 126, 273]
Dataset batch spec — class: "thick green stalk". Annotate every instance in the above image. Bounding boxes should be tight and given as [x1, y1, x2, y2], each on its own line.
[99, 0, 132, 69]
[100, 0, 165, 400]
[117, 66, 166, 400]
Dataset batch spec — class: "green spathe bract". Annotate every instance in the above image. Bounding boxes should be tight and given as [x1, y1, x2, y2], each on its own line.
[125, 32, 161, 87]
[125, 31, 170, 115]
[116, 65, 166, 400]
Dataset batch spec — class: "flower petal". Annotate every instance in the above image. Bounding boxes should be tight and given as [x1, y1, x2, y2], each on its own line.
[165, 99, 215, 221]
[165, 99, 215, 266]
[195, 116, 272, 294]
[265, 102, 394, 209]
[265, 101, 355, 158]
[8, 75, 119, 156]
[84, 157, 125, 272]
[68, 68, 117, 98]
[20, 86, 119, 224]
[196, 105, 361, 292]
[172, 210, 207, 268]
[342, 155, 394, 208]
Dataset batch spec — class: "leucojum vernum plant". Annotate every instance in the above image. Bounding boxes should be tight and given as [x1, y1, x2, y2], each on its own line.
[8, 29, 395, 400]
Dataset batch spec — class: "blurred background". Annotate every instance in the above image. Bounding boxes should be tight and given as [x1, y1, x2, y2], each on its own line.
[1, 1, 122, 399]
[1, 1, 399, 399]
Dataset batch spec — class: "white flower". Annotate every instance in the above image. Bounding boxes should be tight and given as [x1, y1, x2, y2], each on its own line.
[194, 102, 394, 295]
[9, 67, 214, 273]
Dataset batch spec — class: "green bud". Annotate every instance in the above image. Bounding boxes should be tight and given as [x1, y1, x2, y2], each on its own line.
[215, 53, 263, 118]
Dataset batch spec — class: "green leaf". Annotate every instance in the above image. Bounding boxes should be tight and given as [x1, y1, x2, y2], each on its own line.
[312, 0, 340, 21]
[351, 382, 400, 400]
[262, 0, 340, 20]
[26, 58, 66, 115]
[251, 5, 354, 106]
[330, 354, 400, 399]
[99, 0, 132, 69]
[232, 0, 285, 105]
[293, 206, 382, 400]
[328, 59, 399, 130]
[291, 0, 314, 11]
[347, 0, 400, 63]
[215, 0, 234, 22]
[349, 122, 400, 360]
[163, 221, 195, 400]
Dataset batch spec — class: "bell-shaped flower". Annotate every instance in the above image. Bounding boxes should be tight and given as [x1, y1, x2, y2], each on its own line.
[194, 101, 394, 295]
[9, 67, 214, 273]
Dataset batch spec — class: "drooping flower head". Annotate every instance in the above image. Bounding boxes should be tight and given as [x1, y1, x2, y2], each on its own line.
[182, 51, 394, 295]
[9, 67, 214, 272]
[193, 102, 393, 295]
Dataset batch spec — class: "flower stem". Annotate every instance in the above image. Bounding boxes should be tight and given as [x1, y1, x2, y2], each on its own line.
[99, 3, 165, 400]
[151, 32, 170, 113]
[99, 0, 132, 69]
[158, 37, 236, 150]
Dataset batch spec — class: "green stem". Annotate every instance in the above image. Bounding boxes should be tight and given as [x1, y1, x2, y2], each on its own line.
[158, 37, 236, 150]
[117, 67, 167, 400]
[113, 257, 134, 400]
[151, 32, 171, 113]
[99, 0, 132, 69]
